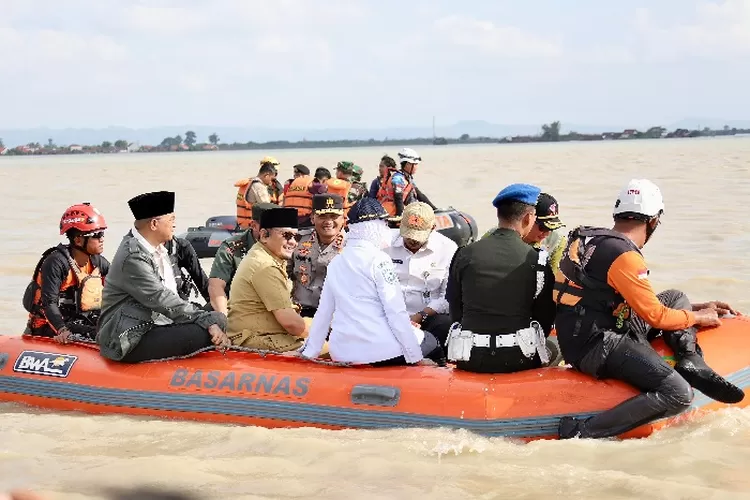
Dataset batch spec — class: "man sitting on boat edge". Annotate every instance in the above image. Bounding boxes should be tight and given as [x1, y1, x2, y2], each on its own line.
[226, 207, 313, 353]
[208, 202, 277, 315]
[446, 183, 556, 374]
[555, 179, 744, 439]
[98, 191, 229, 363]
[24, 202, 109, 344]
[289, 194, 347, 318]
[299, 198, 440, 366]
[385, 202, 457, 350]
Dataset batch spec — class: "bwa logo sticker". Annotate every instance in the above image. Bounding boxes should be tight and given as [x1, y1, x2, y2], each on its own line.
[13, 350, 78, 378]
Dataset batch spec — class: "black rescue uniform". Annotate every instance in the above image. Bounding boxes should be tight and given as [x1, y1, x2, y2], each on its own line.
[24, 244, 109, 340]
[446, 228, 556, 373]
[554, 226, 744, 439]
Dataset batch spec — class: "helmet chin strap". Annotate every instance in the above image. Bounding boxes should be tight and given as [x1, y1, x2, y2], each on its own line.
[644, 215, 660, 244]
[71, 236, 91, 256]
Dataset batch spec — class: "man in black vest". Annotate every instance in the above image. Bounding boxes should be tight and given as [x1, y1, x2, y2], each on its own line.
[446, 183, 556, 373]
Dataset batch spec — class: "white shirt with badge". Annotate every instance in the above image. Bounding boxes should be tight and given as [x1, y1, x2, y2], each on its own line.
[133, 228, 179, 326]
[300, 238, 424, 364]
[385, 229, 458, 315]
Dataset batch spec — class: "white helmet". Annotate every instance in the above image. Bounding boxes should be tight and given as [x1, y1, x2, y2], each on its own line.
[613, 179, 664, 219]
[397, 147, 421, 165]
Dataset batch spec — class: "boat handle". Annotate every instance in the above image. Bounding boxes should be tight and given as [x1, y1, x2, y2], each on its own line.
[0, 353, 7, 370]
[350, 384, 401, 407]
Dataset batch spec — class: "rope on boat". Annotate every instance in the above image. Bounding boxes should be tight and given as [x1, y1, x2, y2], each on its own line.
[43, 333, 355, 368]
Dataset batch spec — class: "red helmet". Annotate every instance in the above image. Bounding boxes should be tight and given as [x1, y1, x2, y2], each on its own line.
[59, 202, 107, 235]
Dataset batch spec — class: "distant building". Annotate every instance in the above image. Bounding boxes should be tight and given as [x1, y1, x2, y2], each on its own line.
[69, 144, 83, 152]
[0, 147, 6, 155]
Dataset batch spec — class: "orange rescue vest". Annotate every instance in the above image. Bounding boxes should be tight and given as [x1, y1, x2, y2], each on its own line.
[283, 175, 314, 217]
[325, 178, 353, 216]
[24, 246, 104, 330]
[376, 171, 414, 216]
[234, 177, 263, 229]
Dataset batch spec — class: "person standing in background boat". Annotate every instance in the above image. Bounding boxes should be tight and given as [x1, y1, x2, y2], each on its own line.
[98, 191, 229, 363]
[234, 156, 279, 230]
[446, 183, 556, 373]
[385, 202, 457, 349]
[397, 148, 437, 211]
[369, 154, 395, 199]
[226, 208, 311, 353]
[289, 194, 347, 318]
[349, 164, 368, 204]
[24, 203, 109, 344]
[482, 192, 567, 275]
[555, 179, 745, 439]
[283, 166, 316, 228]
[208, 203, 277, 315]
[300, 198, 440, 366]
[283, 164, 310, 197]
[325, 161, 355, 216]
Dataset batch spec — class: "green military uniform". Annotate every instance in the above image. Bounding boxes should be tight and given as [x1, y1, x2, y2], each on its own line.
[348, 164, 368, 204]
[209, 202, 276, 296]
[209, 229, 256, 296]
[447, 184, 556, 374]
[289, 193, 347, 316]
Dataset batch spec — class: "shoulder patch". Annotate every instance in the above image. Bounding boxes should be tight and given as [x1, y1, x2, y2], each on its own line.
[376, 260, 399, 285]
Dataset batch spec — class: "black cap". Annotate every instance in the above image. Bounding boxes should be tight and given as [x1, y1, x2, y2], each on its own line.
[312, 194, 344, 215]
[536, 193, 564, 230]
[128, 191, 175, 220]
[260, 207, 299, 229]
[252, 202, 277, 222]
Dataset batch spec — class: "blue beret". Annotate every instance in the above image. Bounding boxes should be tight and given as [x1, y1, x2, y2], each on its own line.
[492, 183, 541, 208]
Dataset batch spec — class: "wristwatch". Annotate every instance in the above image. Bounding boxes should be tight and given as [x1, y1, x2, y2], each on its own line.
[418, 311, 429, 323]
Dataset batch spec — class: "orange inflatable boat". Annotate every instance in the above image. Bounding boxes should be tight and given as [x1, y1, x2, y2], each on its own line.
[0, 317, 748, 441]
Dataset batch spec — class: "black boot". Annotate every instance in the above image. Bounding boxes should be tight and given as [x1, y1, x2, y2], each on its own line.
[664, 328, 745, 404]
[558, 416, 586, 439]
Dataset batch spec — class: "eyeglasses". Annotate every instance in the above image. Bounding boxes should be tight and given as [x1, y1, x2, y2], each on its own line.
[276, 230, 302, 242]
[83, 231, 105, 239]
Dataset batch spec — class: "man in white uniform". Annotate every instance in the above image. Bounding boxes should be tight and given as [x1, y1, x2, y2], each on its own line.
[386, 202, 457, 350]
[300, 198, 439, 366]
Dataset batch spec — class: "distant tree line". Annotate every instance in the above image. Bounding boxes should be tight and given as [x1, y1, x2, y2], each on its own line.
[3, 124, 750, 156]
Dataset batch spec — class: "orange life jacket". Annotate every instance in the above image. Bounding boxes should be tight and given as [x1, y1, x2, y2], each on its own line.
[283, 175, 314, 217]
[234, 177, 263, 229]
[325, 178, 353, 216]
[24, 245, 104, 331]
[376, 171, 414, 216]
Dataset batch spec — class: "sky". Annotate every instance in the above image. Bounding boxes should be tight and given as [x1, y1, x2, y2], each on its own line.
[2, 0, 750, 130]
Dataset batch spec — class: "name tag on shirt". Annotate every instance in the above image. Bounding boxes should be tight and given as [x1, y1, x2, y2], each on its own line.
[391, 259, 403, 265]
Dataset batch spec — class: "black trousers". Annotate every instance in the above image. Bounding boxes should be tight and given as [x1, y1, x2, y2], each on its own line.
[371, 331, 444, 366]
[421, 313, 453, 346]
[568, 289, 697, 438]
[456, 344, 543, 374]
[121, 323, 213, 363]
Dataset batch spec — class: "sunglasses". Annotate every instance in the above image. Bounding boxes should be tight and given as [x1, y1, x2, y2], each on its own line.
[276, 230, 302, 242]
[82, 231, 105, 239]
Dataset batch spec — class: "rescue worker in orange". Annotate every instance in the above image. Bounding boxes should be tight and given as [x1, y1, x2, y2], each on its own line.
[283, 165, 317, 228]
[377, 148, 437, 217]
[24, 203, 109, 344]
[369, 155, 393, 199]
[234, 156, 279, 230]
[325, 161, 355, 216]
[555, 179, 744, 439]
[283, 164, 310, 197]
